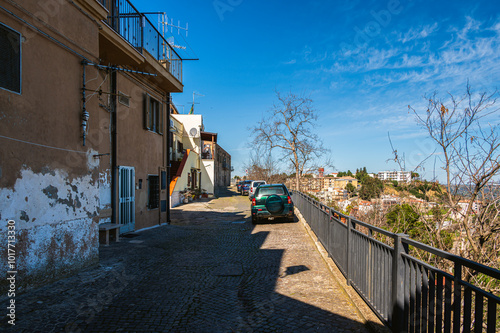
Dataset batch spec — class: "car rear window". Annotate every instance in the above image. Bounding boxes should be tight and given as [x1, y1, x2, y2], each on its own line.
[253, 182, 265, 187]
[256, 186, 286, 196]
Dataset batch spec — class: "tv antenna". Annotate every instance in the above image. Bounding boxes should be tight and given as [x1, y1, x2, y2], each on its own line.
[159, 13, 188, 50]
[189, 91, 204, 114]
[141, 12, 188, 53]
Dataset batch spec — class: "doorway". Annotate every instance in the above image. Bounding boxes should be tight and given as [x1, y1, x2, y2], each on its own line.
[118, 166, 135, 233]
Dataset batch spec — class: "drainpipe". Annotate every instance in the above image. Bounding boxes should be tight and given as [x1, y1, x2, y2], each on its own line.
[199, 125, 202, 192]
[81, 60, 89, 146]
[110, 70, 118, 224]
[166, 93, 171, 223]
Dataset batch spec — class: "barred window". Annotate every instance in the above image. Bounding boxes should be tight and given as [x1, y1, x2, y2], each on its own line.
[148, 175, 159, 209]
[0, 23, 21, 94]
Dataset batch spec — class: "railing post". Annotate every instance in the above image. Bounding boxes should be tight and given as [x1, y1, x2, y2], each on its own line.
[327, 208, 332, 257]
[391, 233, 409, 332]
[453, 262, 462, 333]
[346, 216, 352, 286]
[140, 14, 144, 51]
[316, 201, 320, 234]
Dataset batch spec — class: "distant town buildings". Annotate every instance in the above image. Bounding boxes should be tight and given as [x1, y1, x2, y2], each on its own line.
[287, 175, 359, 202]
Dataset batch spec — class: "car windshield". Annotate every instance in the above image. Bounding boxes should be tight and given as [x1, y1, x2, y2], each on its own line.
[257, 186, 286, 196]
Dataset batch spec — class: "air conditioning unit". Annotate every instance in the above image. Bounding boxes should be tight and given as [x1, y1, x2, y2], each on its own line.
[170, 119, 176, 132]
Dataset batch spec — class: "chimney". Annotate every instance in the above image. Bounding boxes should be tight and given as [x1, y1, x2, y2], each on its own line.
[318, 168, 324, 178]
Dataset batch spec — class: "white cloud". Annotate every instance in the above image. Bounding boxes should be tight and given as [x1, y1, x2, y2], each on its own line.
[392, 54, 425, 68]
[457, 16, 482, 40]
[491, 21, 500, 34]
[399, 23, 439, 43]
[355, 18, 500, 89]
[331, 47, 400, 73]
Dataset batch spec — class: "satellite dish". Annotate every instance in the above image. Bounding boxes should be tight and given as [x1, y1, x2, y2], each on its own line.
[189, 128, 197, 137]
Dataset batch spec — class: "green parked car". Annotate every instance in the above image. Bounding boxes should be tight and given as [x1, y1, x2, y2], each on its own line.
[251, 184, 294, 224]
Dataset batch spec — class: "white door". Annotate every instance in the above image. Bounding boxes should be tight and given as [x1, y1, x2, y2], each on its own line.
[119, 166, 135, 233]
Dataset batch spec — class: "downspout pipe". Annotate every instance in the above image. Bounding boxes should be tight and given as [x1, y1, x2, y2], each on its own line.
[110, 70, 118, 224]
[81, 60, 89, 146]
[166, 93, 171, 223]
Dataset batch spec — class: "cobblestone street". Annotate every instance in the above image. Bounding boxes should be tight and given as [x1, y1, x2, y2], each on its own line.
[1, 187, 385, 332]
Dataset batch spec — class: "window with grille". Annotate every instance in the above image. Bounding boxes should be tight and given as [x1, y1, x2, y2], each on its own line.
[148, 175, 159, 209]
[144, 94, 163, 134]
[0, 23, 21, 94]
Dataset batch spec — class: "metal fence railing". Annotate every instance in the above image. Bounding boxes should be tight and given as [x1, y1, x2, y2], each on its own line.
[293, 191, 500, 333]
[98, 0, 183, 82]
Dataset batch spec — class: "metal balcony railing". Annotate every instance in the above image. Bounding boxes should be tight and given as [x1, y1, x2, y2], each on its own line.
[293, 191, 500, 333]
[98, 0, 182, 82]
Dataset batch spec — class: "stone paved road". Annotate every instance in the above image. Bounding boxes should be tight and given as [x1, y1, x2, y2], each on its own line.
[0, 187, 380, 332]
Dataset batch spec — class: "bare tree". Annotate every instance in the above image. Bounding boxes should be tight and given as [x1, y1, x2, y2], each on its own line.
[245, 147, 286, 183]
[410, 84, 497, 196]
[250, 91, 330, 191]
[409, 84, 500, 278]
[387, 132, 406, 171]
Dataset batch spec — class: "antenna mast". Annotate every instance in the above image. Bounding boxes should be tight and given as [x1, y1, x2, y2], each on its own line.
[189, 92, 204, 114]
[158, 13, 188, 51]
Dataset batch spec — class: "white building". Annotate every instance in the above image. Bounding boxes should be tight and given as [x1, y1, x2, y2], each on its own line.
[169, 113, 231, 207]
[377, 170, 412, 183]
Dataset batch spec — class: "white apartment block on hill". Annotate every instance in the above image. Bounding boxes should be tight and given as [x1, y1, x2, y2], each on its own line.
[378, 170, 412, 183]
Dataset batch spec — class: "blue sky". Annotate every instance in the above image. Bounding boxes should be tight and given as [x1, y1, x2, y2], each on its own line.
[136, 0, 500, 182]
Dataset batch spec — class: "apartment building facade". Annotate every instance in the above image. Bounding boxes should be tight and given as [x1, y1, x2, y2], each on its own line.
[298, 176, 358, 192]
[0, 0, 184, 290]
[377, 170, 412, 183]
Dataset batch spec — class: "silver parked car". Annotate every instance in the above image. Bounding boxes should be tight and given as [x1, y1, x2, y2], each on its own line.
[249, 180, 266, 199]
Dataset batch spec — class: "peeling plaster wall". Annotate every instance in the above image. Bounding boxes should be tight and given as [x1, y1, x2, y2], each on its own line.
[0, 160, 100, 291]
[0, 0, 105, 292]
[98, 170, 112, 224]
[1, 160, 99, 225]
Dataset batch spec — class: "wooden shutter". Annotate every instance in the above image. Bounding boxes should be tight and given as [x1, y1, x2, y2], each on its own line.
[158, 102, 164, 134]
[143, 93, 150, 130]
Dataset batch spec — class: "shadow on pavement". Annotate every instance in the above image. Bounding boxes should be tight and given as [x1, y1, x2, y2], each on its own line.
[215, 186, 238, 198]
[3, 186, 389, 333]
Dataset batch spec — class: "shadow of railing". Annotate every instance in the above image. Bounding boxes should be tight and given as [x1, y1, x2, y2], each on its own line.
[293, 191, 500, 332]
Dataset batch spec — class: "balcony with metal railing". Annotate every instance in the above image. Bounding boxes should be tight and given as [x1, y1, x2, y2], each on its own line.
[98, 0, 182, 83]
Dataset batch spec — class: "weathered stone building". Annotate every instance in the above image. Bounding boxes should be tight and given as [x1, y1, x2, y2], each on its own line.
[0, 0, 185, 290]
